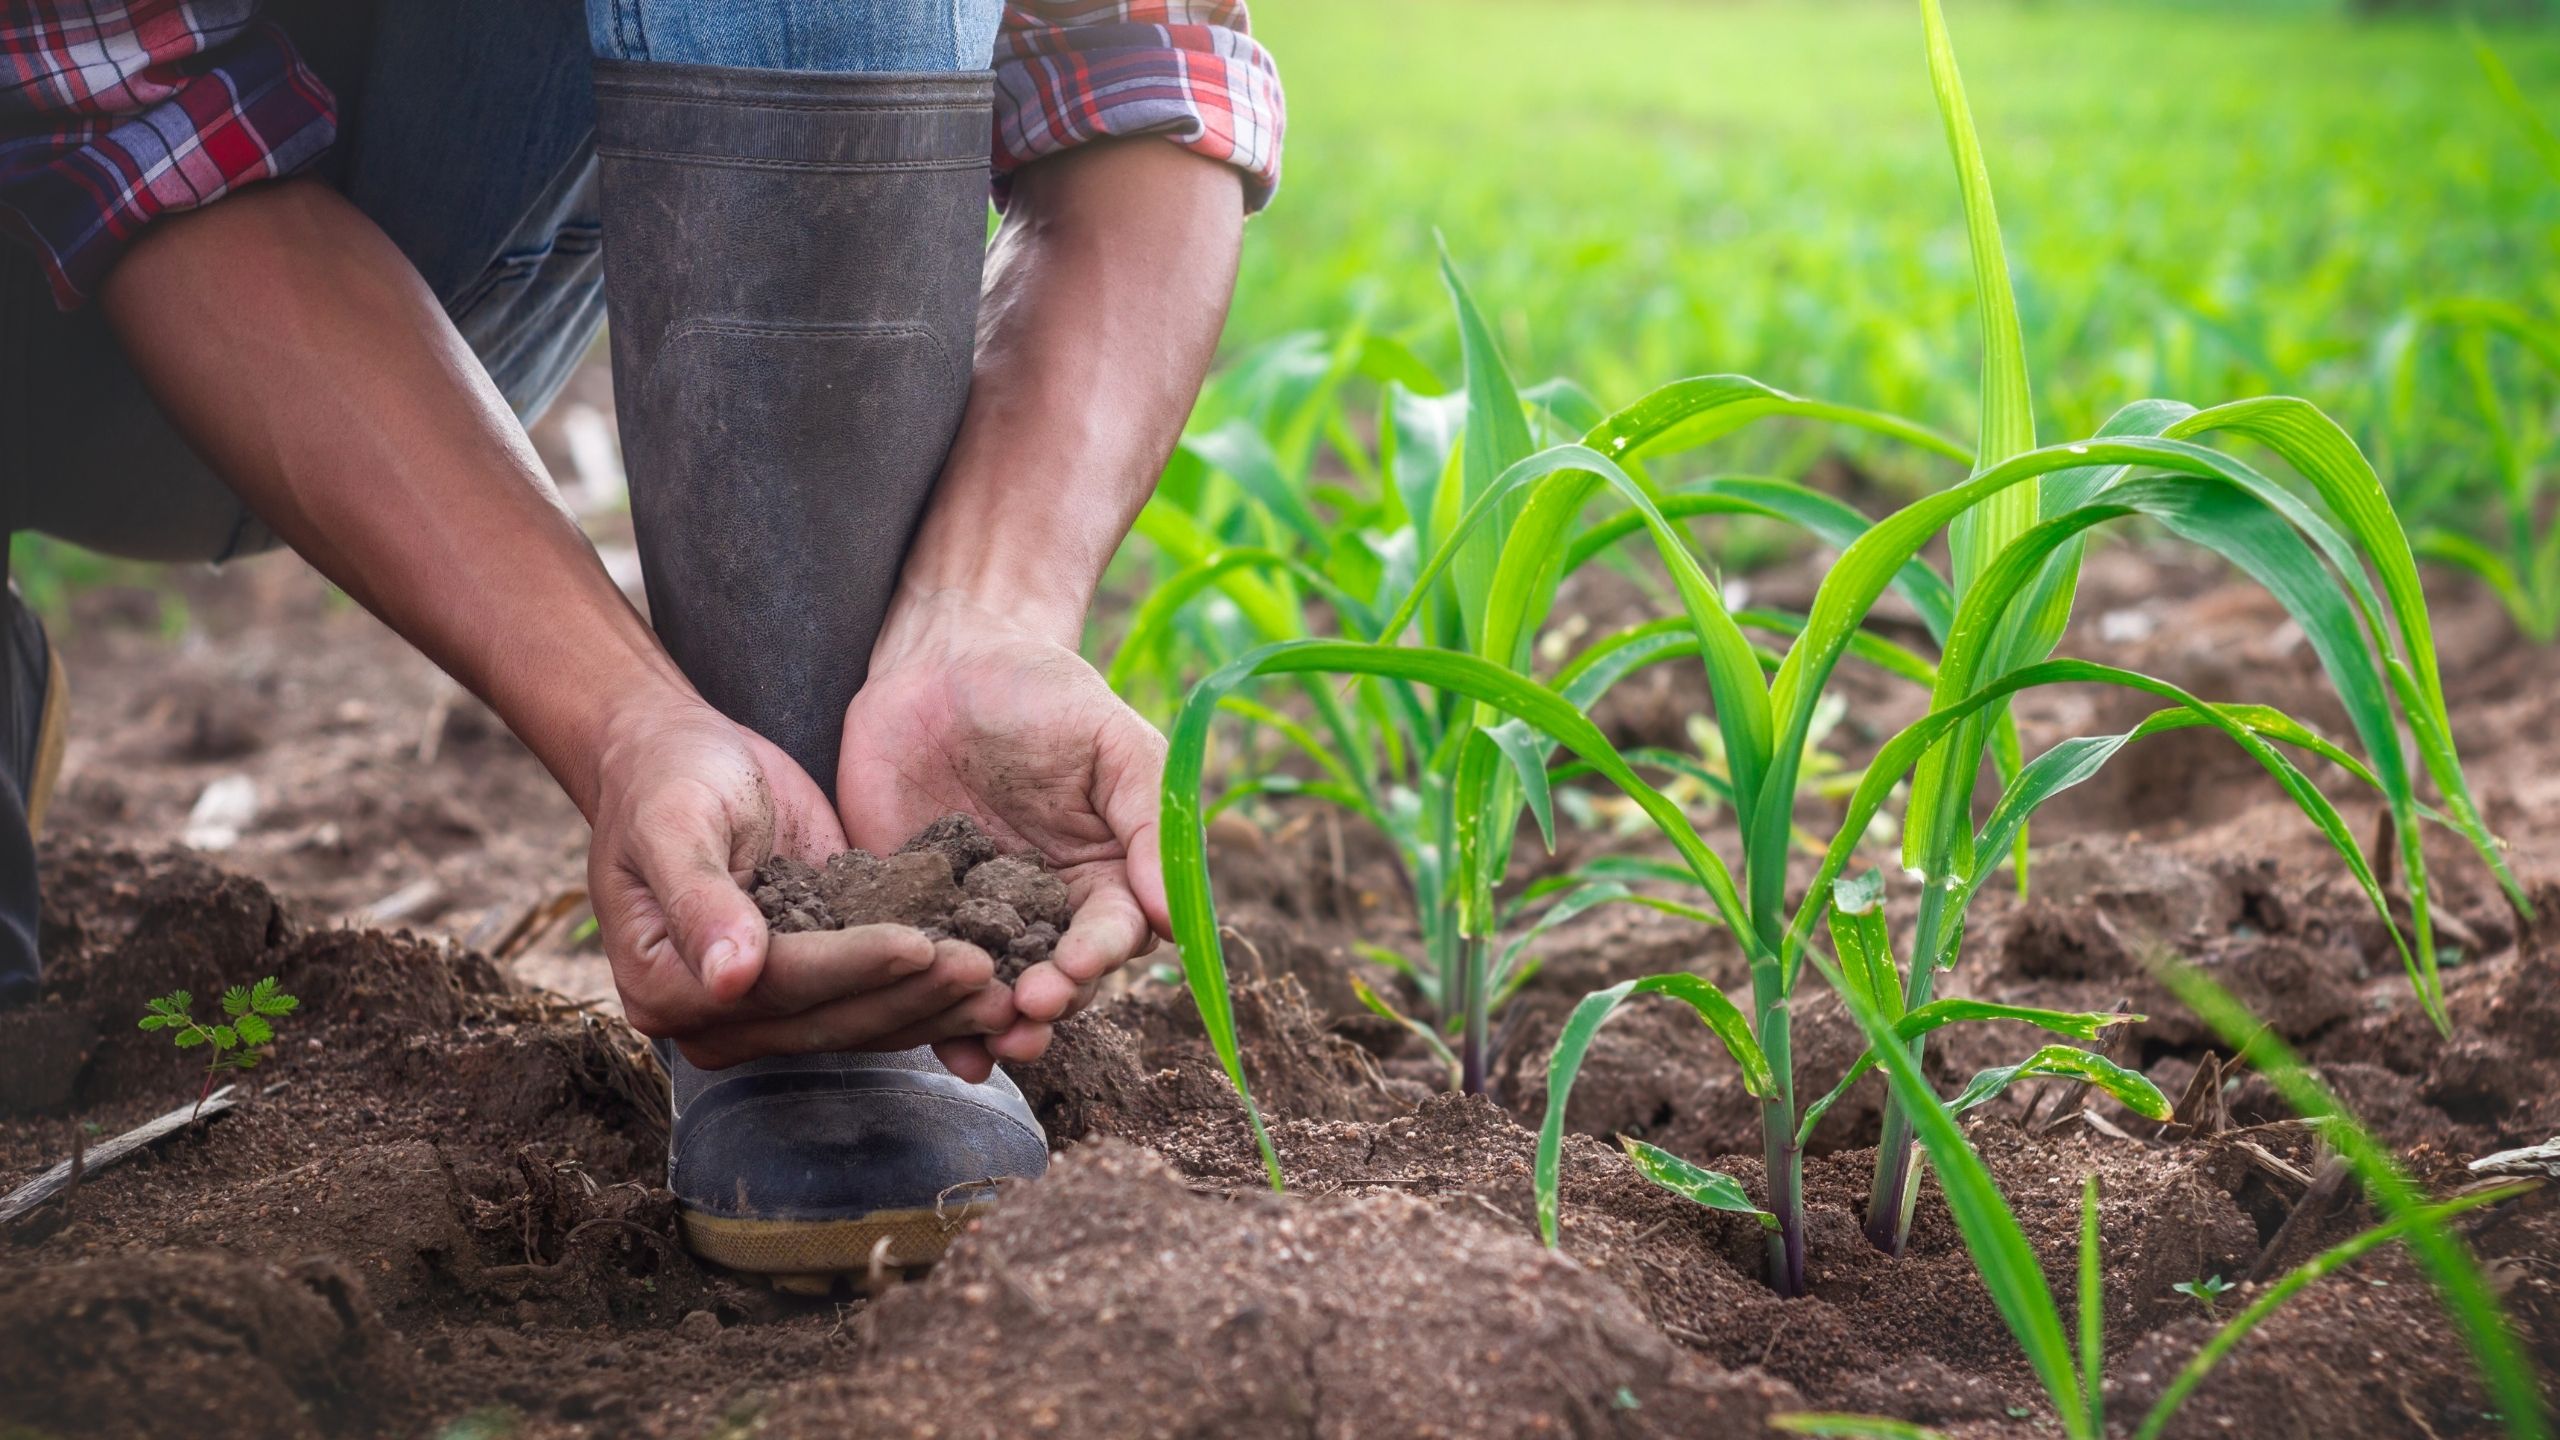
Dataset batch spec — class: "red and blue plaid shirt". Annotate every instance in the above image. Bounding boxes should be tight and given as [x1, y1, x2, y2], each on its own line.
[0, 0, 1283, 310]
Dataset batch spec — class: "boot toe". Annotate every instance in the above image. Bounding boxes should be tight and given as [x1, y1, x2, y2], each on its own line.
[670, 1061, 1047, 1280]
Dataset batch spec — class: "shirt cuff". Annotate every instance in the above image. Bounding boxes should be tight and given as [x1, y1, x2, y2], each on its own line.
[0, 21, 338, 309]
[991, 3, 1285, 213]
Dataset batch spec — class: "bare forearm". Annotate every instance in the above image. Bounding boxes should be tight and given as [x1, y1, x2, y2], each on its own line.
[898, 141, 1244, 646]
[99, 181, 691, 816]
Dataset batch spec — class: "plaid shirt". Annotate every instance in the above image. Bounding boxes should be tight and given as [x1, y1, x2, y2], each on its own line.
[1, 0, 1283, 311]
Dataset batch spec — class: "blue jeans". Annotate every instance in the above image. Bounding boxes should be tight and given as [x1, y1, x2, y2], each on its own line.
[1, 0, 1001, 564]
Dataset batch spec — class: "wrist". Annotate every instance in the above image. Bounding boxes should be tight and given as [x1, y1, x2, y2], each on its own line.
[892, 523, 1094, 653]
[509, 650, 706, 821]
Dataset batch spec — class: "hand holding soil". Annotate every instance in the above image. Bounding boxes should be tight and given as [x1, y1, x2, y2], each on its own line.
[837, 589, 1172, 1071]
[582, 698, 1013, 1070]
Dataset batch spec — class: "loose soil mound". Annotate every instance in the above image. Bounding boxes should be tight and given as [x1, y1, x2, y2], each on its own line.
[752, 813, 1073, 982]
[750, 1140, 1798, 1438]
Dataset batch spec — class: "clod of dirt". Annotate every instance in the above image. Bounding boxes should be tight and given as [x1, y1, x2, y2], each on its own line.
[0, 1251, 421, 1439]
[749, 1141, 1800, 1438]
[750, 814, 1073, 983]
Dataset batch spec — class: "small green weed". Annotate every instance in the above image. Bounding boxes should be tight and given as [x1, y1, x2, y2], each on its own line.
[138, 976, 299, 1118]
[2172, 1273, 2236, 1315]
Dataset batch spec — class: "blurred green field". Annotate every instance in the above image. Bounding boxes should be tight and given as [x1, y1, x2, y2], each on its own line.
[1226, 0, 2560, 492]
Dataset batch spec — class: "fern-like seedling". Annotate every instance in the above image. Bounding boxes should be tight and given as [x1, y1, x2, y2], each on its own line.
[138, 976, 300, 1118]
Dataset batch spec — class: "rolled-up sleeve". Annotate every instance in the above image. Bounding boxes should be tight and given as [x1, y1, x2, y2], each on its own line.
[0, 1, 337, 309]
[991, 1, 1283, 213]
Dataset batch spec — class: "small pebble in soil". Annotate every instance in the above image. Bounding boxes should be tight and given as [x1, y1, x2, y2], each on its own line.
[751, 813, 1072, 984]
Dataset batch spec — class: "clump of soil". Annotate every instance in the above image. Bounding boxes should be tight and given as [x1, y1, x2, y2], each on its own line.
[750, 814, 1073, 982]
[748, 1140, 1799, 1438]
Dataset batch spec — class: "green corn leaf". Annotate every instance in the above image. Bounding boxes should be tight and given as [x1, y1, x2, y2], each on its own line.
[1908, 462, 2438, 1017]
[1349, 976, 1459, 1086]
[1438, 239, 1538, 648]
[1920, 0, 2036, 592]
[2165, 395, 2527, 926]
[1815, 946, 2090, 1437]
[1185, 419, 1328, 555]
[1618, 1136, 1773, 1228]
[1565, 477, 1958, 642]
[2414, 529, 2540, 641]
[1481, 718, 1557, 854]
[233, 1013, 273, 1049]
[1165, 640, 1764, 1188]
[1798, 1006, 2136, 1146]
[1105, 547, 1361, 690]
[1947, 1044, 2170, 1121]
[1828, 870, 1904, 1022]
[1792, 660, 2415, 1021]
[1775, 1417, 1951, 1440]
[1374, 439, 1775, 847]
[1595, 374, 1969, 469]
[220, 985, 251, 1018]
[2132, 1185, 2529, 1440]
[1386, 383, 1468, 561]
[1896, 999, 2136, 1046]
[2154, 962, 2546, 1440]
[1204, 776, 1382, 830]
[1535, 971, 1773, 1245]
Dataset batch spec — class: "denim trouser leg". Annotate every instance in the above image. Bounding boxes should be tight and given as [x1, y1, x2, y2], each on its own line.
[586, 0, 1003, 69]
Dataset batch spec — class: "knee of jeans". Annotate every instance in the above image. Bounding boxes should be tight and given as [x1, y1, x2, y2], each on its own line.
[586, 0, 1002, 71]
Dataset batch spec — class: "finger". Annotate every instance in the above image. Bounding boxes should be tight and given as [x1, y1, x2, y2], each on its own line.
[673, 940, 997, 1068]
[624, 788, 772, 1004]
[986, 1018, 1054, 1065]
[932, 1038, 995, 1083]
[860, 982, 1023, 1054]
[1014, 885, 1149, 1021]
[745, 924, 938, 1015]
[1096, 712, 1172, 938]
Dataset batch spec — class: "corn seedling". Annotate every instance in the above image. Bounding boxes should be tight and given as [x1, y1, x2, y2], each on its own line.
[1778, 953, 2544, 1440]
[1154, 0, 2523, 1299]
[138, 976, 299, 1119]
[2170, 1273, 2234, 1316]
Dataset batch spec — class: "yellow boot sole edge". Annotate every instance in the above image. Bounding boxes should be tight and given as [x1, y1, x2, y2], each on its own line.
[680, 1199, 994, 1294]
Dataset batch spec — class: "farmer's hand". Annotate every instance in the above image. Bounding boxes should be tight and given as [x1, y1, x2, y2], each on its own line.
[840, 588, 1171, 1075]
[588, 696, 1016, 1069]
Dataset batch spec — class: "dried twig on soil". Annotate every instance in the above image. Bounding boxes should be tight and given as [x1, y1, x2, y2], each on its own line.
[0, 1087, 239, 1226]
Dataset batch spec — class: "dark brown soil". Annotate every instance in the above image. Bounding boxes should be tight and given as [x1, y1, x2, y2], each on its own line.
[5, 535, 2558, 1437]
[752, 813, 1073, 983]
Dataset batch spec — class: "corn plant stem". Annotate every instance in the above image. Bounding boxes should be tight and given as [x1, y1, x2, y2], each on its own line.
[1460, 933, 1491, 1096]
[1754, 965, 1809, 1296]
[1864, 883, 1953, 1253]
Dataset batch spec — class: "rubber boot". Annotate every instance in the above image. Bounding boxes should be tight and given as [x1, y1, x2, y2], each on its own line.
[592, 60, 1045, 1290]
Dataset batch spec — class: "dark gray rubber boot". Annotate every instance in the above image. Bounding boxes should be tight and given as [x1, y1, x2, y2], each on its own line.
[592, 60, 1045, 1289]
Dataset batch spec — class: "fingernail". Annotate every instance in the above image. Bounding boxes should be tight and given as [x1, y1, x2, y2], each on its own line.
[704, 938, 742, 985]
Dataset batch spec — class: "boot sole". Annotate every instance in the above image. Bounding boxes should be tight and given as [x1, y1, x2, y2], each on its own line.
[680, 1199, 992, 1293]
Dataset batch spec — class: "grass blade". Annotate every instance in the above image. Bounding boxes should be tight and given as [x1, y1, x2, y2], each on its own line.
[2154, 962, 2548, 1439]
[2132, 1185, 2530, 1440]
